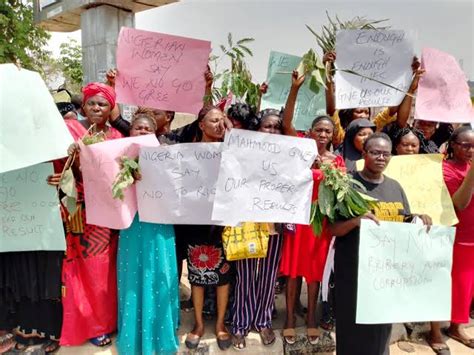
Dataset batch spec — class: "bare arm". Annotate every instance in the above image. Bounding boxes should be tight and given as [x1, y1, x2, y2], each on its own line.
[323, 51, 336, 116]
[104, 68, 122, 122]
[204, 65, 213, 105]
[282, 70, 304, 137]
[256, 82, 268, 112]
[452, 164, 474, 210]
[394, 58, 424, 128]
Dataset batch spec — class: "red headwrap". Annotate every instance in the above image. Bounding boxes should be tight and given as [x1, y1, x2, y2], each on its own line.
[82, 82, 116, 108]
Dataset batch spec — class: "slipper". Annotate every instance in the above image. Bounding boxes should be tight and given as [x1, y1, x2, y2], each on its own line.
[216, 331, 232, 351]
[427, 339, 450, 355]
[282, 328, 296, 345]
[89, 334, 112, 347]
[232, 334, 246, 350]
[259, 328, 276, 346]
[446, 332, 474, 349]
[184, 332, 201, 350]
[307, 327, 320, 345]
[41, 339, 61, 354]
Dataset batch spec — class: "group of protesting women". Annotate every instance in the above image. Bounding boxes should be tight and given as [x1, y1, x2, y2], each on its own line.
[0, 45, 473, 355]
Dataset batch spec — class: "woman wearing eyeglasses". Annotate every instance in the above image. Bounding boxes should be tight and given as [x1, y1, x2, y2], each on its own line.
[443, 126, 474, 350]
[329, 133, 432, 355]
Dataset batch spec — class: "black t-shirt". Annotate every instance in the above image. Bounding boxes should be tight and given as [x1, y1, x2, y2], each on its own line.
[335, 172, 411, 268]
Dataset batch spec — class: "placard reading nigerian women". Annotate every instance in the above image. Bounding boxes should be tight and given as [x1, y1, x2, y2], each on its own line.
[212, 129, 317, 225]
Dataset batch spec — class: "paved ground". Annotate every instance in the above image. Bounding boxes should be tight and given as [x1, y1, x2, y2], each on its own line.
[12, 264, 473, 354]
[54, 279, 474, 355]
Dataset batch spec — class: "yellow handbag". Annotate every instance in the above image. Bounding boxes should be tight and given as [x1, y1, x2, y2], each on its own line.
[222, 222, 270, 261]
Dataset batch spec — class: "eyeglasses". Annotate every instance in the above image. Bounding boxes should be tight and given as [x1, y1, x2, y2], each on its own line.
[453, 141, 474, 150]
[367, 150, 392, 159]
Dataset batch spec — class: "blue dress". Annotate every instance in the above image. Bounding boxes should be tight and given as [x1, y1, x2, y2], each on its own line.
[117, 215, 179, 354]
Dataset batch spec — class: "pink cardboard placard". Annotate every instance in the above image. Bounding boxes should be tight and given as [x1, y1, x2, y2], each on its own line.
[80, 134, 159, 229]
[115, 27, 211, 115]
[415, 47, 474, 123]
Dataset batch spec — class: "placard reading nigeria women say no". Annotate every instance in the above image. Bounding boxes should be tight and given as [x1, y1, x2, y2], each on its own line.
[115, 27, 211, 115]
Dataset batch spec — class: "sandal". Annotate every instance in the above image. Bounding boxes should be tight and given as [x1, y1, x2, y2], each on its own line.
[216, 331, 232, 350]
[446, 332, 474, 349]
[428, 340, 450, 355]
[282, 328, 296, 345]
[184, 332, 201, 350]
[42, 339, 61, 354]
[307, 327, 320, 345]
[259, 327, 276, 346]
[89, 334, 112, 347]
[232, 334, 246, 350]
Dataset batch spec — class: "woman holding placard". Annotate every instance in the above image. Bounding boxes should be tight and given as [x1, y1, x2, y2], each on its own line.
[279, 70, 344, 345]
[443, 126, 474, 350]
[116, 111, 179, 355]
[183, 105, 234, 351]
[329, 133, 432, 355]
[230, 108, 284, 349]
[56, 83, 123, 347]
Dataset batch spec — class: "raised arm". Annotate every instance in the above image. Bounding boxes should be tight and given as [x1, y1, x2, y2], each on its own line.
[323, 51, 336, 116]
[256, 82, 268, 112]
[282, 70, 305, 137]
[452, 164, 474, 210]
[203, 65, 213, 105]
[394, 57, 424, 128]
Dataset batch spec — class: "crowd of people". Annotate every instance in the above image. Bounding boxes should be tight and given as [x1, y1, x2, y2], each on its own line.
[0, 48, 473, 355]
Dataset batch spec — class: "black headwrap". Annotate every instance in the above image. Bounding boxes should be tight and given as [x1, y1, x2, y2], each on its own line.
[341, 118, 375, 172]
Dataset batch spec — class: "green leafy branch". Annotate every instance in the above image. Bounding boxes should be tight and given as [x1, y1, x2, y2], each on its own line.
[295, 14, 414, 97]
[112, 156, 140, 200]
[311, 163, 378, 236]
[207, 33, 260, 109]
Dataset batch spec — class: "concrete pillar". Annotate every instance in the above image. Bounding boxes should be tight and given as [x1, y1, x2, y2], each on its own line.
[81, 4, 134, 84]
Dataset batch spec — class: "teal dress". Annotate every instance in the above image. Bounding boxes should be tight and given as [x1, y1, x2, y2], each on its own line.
[117, 215, 179, 355]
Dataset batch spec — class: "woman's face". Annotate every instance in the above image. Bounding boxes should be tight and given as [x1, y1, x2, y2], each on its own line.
[309, 120, 334, 150]
[199, 109, 225, 141]
[230, 118, 244, 129]
[413, 120, 437, 140]
[353, 127, 374, 152]
[352, 107, 370, 120]
[130, 117, 155, 137]
[451, 131, 474, 163]
[153, 109, 171, 133]
[259, 115, 282, 135]
[82, 95, 111, 126]
[363, 138, 392, 174]
[395, 132, 420, 155]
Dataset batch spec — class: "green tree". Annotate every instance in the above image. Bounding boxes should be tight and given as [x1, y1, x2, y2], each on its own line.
[59, 39, 83, 88]
[0, 0, 51, 73]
